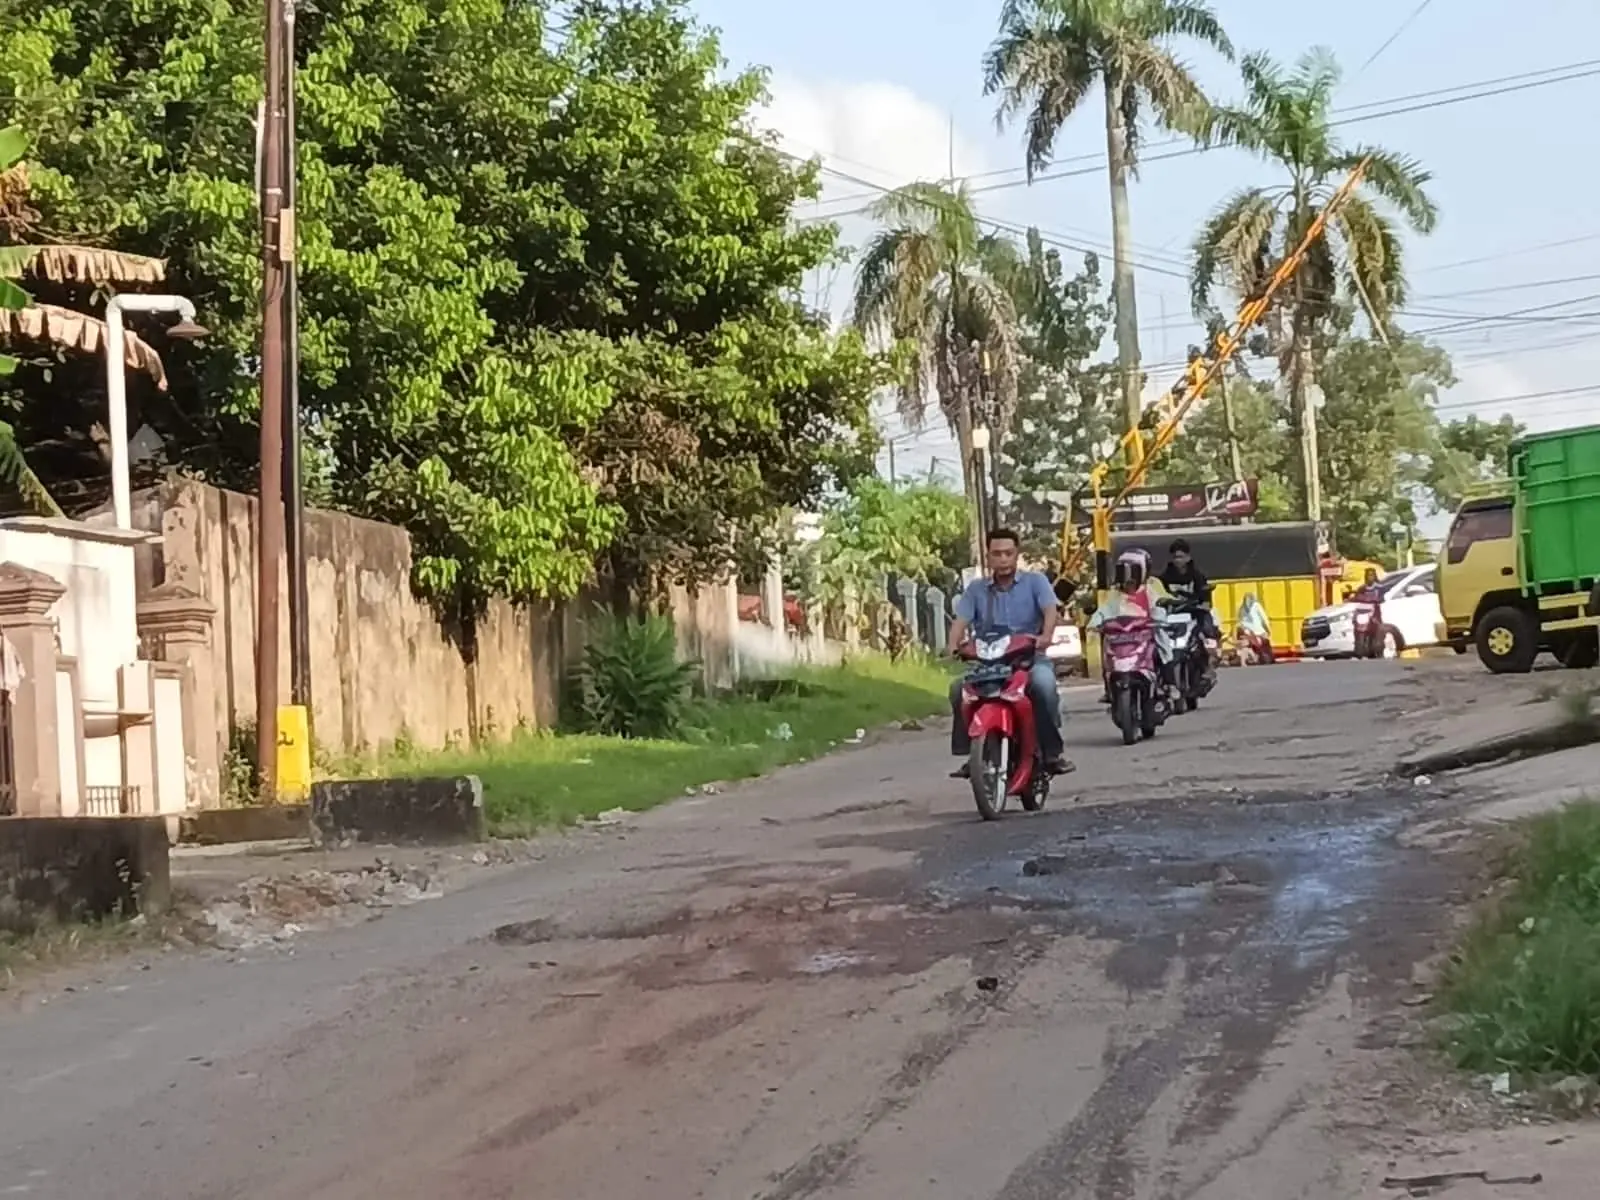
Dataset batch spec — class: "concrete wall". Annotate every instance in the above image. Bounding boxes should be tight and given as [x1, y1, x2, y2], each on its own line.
[0, 522, 142, 708]
[124, 480, 738, 768]
[0, 816, 171, 932]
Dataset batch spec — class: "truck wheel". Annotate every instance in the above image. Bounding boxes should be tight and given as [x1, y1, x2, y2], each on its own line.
[1476, 606, 1539, 674]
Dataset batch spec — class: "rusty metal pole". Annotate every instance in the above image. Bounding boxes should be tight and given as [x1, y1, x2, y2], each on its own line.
[256, 0, 288, 798]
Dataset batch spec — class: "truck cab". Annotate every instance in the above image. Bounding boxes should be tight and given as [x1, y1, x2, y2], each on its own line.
[1436, 487, 1515, 652]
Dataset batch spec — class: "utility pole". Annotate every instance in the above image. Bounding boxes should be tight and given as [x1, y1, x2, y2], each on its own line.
[283, 0, 310, 712]
[257, 0, 289, 798]
[953, 348, 983, 567]
[1218, 360, 1244, 482]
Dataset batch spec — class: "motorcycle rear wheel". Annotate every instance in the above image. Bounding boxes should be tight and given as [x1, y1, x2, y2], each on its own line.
[970, 732, 1008, 821]
[1113, 689, 1138, 745]
[1139, 687, 1159, 738]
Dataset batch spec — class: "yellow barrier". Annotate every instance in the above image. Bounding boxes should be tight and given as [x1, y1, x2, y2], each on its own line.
[276, 704, 311, 802]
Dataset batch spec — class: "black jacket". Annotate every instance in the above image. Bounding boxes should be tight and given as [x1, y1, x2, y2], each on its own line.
[1159, 562, 1212, 605]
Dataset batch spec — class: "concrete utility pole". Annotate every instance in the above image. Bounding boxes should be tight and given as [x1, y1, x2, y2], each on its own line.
[257, 0, 290, 798]
[283, 0, 311, 712]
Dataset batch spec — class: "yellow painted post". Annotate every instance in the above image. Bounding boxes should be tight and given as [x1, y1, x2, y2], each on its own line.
[276, 704, 311, 802]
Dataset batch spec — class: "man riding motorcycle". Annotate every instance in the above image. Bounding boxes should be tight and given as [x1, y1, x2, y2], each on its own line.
[1158, 537, 1219, 681]
[947, 528, 1071, 778]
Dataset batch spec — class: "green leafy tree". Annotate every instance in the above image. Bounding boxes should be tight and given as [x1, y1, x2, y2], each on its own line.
[1146, 371, 1297, 519]
[984, 0, 1233, 438]
[1189, 48, 1437, 518]
[1425, 413, 1521, 511]
[994, 237, 1117, 557]
[798, 477, 970, 616]
[2, 0, 879, 614]
[1314, 329, 1453, 558]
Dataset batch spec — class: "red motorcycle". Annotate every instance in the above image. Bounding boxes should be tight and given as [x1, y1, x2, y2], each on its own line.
[957, 633, 1051, 821]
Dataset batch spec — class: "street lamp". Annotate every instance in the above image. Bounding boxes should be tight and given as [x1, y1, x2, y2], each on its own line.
[104, 294, 208, 529]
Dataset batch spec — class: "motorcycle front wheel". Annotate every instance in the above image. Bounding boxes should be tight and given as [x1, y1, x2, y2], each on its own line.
[1113, 688, 1138, 745]
[970, 731, 1009, 821]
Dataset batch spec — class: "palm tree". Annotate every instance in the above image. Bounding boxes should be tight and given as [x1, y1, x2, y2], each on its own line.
[984, 0, 1233, 446]
[851, 181, 1024, 562]
[1188, 48, 1437, 519]
[0, 124, 170, 515]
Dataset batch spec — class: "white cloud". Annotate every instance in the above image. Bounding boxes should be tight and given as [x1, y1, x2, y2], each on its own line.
[757, 74, 991, 199]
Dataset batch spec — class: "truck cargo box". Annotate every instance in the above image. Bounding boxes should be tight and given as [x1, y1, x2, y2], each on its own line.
[1513, 423, 1600, 590]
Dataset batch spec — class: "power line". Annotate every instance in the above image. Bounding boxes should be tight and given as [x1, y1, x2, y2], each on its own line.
[1357, 0, 1437, 74]
[1415, 231, 1600, 274]
[1434, 383, 1600, 415]
[801, 58, 1600, 217]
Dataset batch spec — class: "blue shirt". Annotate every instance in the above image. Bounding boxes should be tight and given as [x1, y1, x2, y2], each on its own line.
[955, 571, 1057, 637]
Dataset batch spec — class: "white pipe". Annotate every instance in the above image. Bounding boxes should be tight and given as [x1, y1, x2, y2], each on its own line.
[104, 294, 197, 529]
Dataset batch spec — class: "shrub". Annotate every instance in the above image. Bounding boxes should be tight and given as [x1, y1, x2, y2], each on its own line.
[1438, 801, 1600, 1079]
[570, 614, 699, 738]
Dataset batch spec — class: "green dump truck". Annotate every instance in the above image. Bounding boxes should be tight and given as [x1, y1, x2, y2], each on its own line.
[1444, 423, 1600, 673]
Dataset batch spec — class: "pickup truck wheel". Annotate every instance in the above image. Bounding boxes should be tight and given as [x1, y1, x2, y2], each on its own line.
[1476, 606, 1539, 674]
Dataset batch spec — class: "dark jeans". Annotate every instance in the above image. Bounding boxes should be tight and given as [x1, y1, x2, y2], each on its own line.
[950, 661, 1064, 761]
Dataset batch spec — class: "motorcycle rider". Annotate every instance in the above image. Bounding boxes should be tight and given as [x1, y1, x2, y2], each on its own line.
[1091, 549, 1172, 699]
[1351, 566, 1385, 657]
[1158, 536, 1219, 680]
[947, 528, 1071, 778]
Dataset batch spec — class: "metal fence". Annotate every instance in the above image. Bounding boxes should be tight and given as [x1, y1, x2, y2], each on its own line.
[83, 785, 142, 816]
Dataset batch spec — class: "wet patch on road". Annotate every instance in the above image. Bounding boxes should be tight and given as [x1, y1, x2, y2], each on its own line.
[802, 786, 1465, 1198]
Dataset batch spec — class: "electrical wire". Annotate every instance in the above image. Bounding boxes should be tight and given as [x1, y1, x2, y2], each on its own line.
[1356, 0, 1437, 74]
[799, 58, 1600, 217]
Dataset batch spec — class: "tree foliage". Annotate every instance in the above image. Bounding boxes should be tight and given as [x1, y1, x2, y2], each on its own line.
[1154, 326, 1523, 562]
[984, 0, 1233, 430]
[983, 0, 1233, 179]
[1188, 48, 1437, 515]
[796, 477, 970, 612]
[994, 237, 1117, 556]
[2, 0, 880, 611]
[1190, 48, 1437, 328]
[0, 122, 173, 516]
[851, 180, 1023, 434]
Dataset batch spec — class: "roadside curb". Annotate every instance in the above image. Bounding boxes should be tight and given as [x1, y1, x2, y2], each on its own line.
[1396, 717, 1600, 778]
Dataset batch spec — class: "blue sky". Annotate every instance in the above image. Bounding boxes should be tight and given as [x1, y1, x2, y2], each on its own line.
[692, 0, 1600, 513]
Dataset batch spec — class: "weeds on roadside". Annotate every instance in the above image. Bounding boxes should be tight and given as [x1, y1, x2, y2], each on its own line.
[0, 915, 169, 990]
[405, 655, 952, 834]
[1437, 800, 1600, 1079]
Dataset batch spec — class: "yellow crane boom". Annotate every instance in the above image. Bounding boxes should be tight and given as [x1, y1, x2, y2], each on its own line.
[1057, 158, 1371, 583]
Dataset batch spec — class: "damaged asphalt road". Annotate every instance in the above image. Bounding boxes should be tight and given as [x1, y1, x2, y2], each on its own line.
[0, 662, 1502, 1199]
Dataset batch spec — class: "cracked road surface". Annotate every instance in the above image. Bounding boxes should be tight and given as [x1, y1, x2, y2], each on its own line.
[2, 664, 1486, 1198]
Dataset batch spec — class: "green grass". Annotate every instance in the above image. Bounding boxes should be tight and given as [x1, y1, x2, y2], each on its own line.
[387, 655, 952, 835]
[1437, 800, 1600, 1080]
[0, 916, 165, 989]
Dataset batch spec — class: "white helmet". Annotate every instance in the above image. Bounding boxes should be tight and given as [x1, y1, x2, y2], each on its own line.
[1115, 549, 1150, 588]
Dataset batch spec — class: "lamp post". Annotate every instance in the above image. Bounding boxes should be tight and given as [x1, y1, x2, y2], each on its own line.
[103, 295, 207, 530]
[970, 423, 993, 533]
